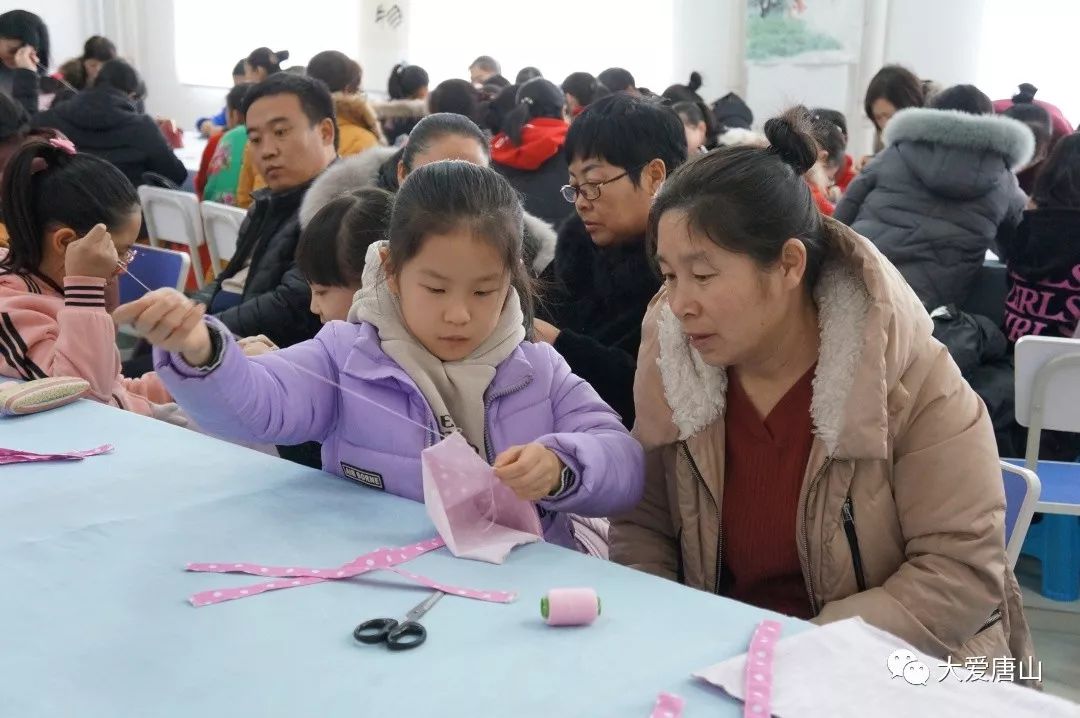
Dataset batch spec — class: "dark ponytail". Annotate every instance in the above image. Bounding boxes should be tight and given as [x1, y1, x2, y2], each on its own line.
[662, 71, 720, 148]
[0, 139, 139, 278]
[502, 78, 565, 146]
[1003, 83, 1052, 161]
[649, 107, 829, 289]
[247, 47, 288, 75]
[388, 62, 429, 100]
[1012, 83, 1038, 105]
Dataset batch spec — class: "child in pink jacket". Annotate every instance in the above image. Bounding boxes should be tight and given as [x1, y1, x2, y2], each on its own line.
[0, 138, 175, 417]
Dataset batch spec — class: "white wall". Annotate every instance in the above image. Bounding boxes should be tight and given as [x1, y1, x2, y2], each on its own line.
[672, 0, 744, 101]
[108, 0, 235, 125]
[883, 0, 986, 87]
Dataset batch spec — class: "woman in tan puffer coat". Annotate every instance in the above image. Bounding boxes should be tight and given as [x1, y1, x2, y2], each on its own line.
[610, 108, 1035, 671]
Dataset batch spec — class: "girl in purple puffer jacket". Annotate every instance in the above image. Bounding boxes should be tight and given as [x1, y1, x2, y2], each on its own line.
[114, 160, 645, 551]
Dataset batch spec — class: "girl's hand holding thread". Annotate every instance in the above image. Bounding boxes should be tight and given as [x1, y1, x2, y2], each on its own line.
[113, 289, 213, 366]
[493, 443, 563, 500]
[65, 224, 120, 280]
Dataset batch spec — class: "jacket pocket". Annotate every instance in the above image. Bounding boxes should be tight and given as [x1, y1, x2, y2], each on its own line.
[841, 496, 867, 593]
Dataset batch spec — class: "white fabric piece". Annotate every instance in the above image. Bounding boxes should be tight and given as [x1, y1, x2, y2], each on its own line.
[694, 618, 1078, 718]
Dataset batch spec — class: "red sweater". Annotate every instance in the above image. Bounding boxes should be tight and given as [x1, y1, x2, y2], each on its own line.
[719, 365, 816, 619]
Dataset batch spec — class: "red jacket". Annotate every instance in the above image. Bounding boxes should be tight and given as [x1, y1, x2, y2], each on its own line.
[808, 179, 835, 216]
[835, 154, 856, 193]
[195, 132, 223, 199]
[490, 118, 568, 171]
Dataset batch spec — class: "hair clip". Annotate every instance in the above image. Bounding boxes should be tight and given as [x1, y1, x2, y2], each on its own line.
[522, 97, 534, 106]
[48, 137, 76, 155]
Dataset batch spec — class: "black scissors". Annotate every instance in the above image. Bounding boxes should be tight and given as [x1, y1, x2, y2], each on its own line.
[353, 591, 444, 651]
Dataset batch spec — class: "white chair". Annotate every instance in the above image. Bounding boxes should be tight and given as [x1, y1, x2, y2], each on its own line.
[1012, 334, 1080, 600]
[1014, 335, 1080, 473]
[1000, 461, 1041, 568]
[200, 201, 247, 277]
[137, 186, 205, 288]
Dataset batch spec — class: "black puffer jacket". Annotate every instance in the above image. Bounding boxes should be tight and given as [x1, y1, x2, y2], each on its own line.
[193, 180, 321, 348]
[32, 87, 187, 188]
[998, 208, 1080, 342]
[537, 215, 661, 428]
[835, 108, 1032, 308]
[493, 152, 573, 229]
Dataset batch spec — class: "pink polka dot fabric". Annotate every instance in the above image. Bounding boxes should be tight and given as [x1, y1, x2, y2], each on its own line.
[186, 536, 517, 606]
[743, 620, 782, 717]
[0, 444, 113, 464]
[649, 691, 685, 718]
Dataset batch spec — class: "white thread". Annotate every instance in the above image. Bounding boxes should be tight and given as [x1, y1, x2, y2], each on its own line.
[126, 266, 509, 534]
[123, 268, 153, 293]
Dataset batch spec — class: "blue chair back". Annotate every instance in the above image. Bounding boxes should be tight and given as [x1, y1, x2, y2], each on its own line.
[118, 245, 191, 305]
[1000, 461, 1041, 568]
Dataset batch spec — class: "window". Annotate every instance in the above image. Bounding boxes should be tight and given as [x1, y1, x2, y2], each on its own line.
[405, 0, 674, 92]
[173, 1, 361, 87]
[976, 1, 1080, 125]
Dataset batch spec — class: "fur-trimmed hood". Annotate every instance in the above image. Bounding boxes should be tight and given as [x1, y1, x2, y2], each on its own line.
[333, 93, 386, 144]
[635, 218, 931, 459]
[884, 108, 1034, 169]
[298, 146, 558, 275]
[299, 146, 400, 228]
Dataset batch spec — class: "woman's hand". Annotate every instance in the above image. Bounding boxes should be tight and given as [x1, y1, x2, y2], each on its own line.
[532, 318, 561, 345]
[65, 224, 120, 280]
[14, 45, 38, 71]
[493, 443, 563, 501]
[113, 288, 212, 366]
[238, 334, 277, 357]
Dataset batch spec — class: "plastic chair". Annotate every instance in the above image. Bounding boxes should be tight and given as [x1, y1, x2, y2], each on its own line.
[137, 186, 206, 289]
[1012, 335, 1080, 601]
[1000, 461, 1041, 569]
[200, 201, 247, 277]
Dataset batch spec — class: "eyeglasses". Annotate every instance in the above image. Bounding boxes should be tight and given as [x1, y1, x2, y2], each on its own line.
[560, 164, 646, 203]
[114, 248, 137, 275]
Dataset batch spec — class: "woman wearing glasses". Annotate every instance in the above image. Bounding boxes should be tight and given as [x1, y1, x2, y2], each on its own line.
[535, 94, 687, 429]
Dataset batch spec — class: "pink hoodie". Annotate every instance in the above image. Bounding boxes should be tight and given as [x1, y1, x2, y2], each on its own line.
[0, 254, 174, 416]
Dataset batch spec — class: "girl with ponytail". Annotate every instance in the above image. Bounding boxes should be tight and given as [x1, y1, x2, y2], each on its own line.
[375, 62, 430, 144]
[490, 78, 571, 226]
[0, 139, 178, 418]
[662, 71, 720, 150]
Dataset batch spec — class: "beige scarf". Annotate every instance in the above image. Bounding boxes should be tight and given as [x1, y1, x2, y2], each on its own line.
[348, 242, 525, 454]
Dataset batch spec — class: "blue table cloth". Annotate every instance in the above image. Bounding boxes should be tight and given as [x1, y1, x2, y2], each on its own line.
[0, 400, 809, 716]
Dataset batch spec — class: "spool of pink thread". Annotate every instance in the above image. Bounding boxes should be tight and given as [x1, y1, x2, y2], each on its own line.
[540, 588, 601, 626]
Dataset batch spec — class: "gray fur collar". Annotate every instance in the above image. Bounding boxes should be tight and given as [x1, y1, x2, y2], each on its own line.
[655, 260, 870, 454]
[299, 146, 399, 228]
[884, 108, 1035, 170]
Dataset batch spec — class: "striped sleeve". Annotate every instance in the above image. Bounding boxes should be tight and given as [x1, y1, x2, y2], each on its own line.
[63, 277, 107, 309]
